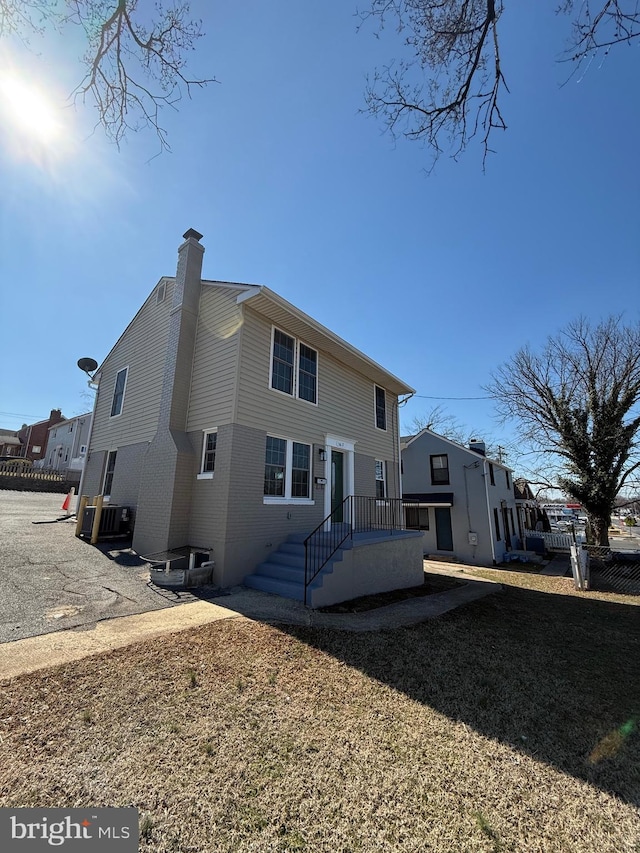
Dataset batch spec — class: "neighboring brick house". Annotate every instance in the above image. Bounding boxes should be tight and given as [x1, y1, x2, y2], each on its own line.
[17, 409, 65, 461]
[401, 429, 519, 565]
[82, 230, 422, 605]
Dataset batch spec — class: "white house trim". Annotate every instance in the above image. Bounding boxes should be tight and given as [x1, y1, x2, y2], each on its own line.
[324, 434, 356, 529]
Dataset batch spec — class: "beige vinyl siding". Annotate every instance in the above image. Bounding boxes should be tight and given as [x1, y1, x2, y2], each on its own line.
[235, 307, 399, 464]
[186, 287, 242, 430]
[90, 279, 174, 451]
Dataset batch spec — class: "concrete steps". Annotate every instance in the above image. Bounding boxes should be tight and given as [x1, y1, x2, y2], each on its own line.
[244, 532, 346, 604]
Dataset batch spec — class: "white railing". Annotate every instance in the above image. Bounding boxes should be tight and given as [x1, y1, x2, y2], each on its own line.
[524, 529, 574, 551]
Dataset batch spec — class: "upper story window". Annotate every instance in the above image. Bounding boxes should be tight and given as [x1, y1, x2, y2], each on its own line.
[375, 386, 386, 430]
[430, 454, 449, 485]
[375, 460, 386, 499]
[110, 367, 128, 418]
[505, 469, 510, 489]
[489, 463, 495, 485]
[198, 429, 217, 479]
[270, 329, 317, 404]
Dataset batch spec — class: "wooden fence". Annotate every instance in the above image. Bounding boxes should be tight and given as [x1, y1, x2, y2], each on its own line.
[0, 464, 80, 493]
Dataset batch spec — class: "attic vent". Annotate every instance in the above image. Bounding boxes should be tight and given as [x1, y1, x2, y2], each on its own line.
[156, 281, 167, 304]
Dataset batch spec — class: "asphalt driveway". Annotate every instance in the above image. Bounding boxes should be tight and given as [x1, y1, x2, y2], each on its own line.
[0, 491, 195, 643]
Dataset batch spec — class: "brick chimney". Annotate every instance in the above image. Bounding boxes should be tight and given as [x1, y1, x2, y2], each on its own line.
[133, 229, 205, 555]
[469, 439, 486, 456]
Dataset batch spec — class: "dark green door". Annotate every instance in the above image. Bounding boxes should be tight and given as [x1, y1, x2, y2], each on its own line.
[435, 507, 454, 551]
[331, 450, 344, 522]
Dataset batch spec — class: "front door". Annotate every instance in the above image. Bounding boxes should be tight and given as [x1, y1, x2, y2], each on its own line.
[331, 450, 344, 522]
[435, 507, 454, 551]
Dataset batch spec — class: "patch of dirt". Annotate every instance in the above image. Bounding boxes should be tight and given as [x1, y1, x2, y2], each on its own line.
[318, 571, 465, 613]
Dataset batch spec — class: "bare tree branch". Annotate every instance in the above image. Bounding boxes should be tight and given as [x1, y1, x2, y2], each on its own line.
[486, 316, 640, 545]
[0, 0, 217, 152]
[360, 1, 639, 166]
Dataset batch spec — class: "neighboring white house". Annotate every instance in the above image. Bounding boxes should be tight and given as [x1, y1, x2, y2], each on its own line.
[39, 413, 92, 477]
[401, 430, 519, 565]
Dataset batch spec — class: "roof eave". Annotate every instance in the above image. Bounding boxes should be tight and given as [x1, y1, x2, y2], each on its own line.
[237, 285, 414, 396]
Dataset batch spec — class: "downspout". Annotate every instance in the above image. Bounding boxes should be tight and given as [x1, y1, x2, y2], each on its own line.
[397, 392, 414, 500]
[483, 458, 497, 565]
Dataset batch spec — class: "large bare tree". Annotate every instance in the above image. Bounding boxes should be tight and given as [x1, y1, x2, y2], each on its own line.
[361, 1, 640, 165]
[0, 0, 215, 151]
[487, 317, 640, 545]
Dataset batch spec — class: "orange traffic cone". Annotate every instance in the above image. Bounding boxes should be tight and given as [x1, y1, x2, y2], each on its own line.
[61, 487, 75, 515]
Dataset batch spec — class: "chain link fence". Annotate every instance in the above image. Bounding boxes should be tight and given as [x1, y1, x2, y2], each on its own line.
[584, 545, 640, 595]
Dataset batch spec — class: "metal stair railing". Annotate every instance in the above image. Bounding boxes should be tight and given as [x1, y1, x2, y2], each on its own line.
[303, 496, 422, 605]
[303, 496, 352, 606]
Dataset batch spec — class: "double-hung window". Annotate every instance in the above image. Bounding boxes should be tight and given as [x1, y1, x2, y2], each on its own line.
[375, 460, 386, 499]
[103, 450, 117, 497]
[198, 430, 217, 479]
[270, 329, 317, 404]
[430, 454, 449, 485]
[375, 386, 386, 430]
[264, 436, 312, 502]
[110, 367, 128, 417]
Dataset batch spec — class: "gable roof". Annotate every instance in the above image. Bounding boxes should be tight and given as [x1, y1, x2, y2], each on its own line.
[96, 276, 414, 398]
[402, 428, 513, 471]
[234, 284, 414, 396]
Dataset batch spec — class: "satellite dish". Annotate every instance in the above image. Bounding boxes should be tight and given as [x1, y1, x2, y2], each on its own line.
[77, 357, 98, 375]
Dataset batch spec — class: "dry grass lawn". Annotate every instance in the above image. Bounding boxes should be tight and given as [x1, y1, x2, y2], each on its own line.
[1, 572, 639, 852]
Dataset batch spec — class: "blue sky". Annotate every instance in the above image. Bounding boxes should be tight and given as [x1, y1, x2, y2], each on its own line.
[0, 1, 638, 470]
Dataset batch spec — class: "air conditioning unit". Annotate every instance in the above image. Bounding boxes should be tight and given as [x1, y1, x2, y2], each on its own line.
[80, 504, 131, 539]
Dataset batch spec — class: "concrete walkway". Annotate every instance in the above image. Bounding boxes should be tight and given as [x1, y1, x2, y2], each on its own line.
[0, 566, 500, 681]
[539, 554, 571, 577]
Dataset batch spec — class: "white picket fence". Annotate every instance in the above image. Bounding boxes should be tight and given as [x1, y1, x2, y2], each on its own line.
[525, 529, 590, 589]
[524, 529, 574, 551]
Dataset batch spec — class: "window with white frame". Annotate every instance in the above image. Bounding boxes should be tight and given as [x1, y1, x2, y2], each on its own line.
[198, 430, 217, 478]
[270, 328, 317, 404]
[375, 459, 386, 499]
[103, 450, 117, 497]
[375, 385, 387, 430]
[264, 436, 312, 501]
[110, 367, 128, 417]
